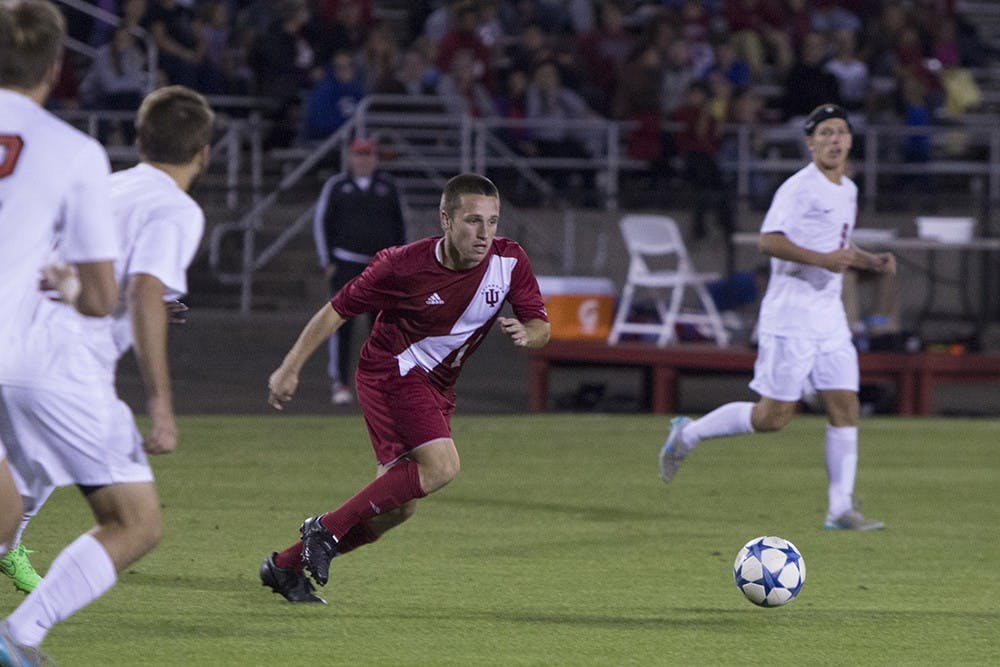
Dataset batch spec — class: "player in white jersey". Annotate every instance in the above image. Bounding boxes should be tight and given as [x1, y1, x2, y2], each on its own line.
[0, 82, 214, 664]
[260, 174, 550, 603]
[658, 104, 895, 531]
[0, 0, 119, 629]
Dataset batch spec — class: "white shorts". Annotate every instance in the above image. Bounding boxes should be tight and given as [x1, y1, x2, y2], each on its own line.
[0, 384, 152, 512]
[749, 333, 859, 402]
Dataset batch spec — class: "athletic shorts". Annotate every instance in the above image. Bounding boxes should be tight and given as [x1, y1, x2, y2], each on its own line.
[355, 369, 455, 466]
[0, 384, 152, 512]
[749, 333, 859, 402]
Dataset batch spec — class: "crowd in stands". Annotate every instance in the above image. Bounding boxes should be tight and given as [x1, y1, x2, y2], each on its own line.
[54, 0, 997, 169]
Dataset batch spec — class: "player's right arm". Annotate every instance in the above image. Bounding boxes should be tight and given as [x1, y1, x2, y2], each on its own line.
[268, 303, 347, 410]
[128, 272, 177, 454]
[74, 260, 118, 316]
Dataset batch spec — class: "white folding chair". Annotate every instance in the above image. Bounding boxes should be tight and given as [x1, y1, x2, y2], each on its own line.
[607, 215, 730, 347]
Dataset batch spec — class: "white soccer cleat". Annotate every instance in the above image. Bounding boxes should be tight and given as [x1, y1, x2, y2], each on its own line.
[659, 416, 692, 483]
[824, 508, 885, 531]
[331, 382, 353, 406]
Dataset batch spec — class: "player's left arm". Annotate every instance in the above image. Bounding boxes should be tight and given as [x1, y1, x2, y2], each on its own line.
[128, 272, 177, 455]
[498, 316, 550, 348]
[849, 242, 896, 275]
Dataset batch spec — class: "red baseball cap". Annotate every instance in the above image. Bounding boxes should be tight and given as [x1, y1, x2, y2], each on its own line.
[349, 137, 376, 154]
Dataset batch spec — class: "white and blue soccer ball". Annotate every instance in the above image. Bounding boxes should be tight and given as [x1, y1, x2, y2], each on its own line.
[733, 536, 806, 607]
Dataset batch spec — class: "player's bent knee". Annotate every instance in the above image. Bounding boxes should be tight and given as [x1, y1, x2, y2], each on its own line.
[421, 460, 460, 494]
[751, 404, 796, 432]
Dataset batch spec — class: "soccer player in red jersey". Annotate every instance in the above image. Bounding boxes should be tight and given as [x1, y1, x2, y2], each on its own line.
[261, 173, 550, 603]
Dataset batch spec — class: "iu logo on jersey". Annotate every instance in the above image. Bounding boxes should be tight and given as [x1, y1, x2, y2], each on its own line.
[482, 284, 503, 308]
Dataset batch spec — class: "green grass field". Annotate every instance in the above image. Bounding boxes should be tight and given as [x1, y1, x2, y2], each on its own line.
[4, 414, 998, 665]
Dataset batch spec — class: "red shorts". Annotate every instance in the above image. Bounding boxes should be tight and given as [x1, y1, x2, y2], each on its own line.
[355, 369, 455, 466]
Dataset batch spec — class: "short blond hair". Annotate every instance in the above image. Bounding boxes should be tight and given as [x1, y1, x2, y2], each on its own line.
[136, 86, 216, 164]
[0, 1, 66, 89]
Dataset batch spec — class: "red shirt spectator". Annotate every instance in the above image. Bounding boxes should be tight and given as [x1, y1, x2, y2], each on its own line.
[436, 4, 492, 86]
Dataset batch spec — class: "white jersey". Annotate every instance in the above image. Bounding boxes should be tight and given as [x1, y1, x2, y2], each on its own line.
[757, 161, 856, 341]
[0, 89, 118, 374]
[1, 163, 204, 392]
[106, 163, 205, 357]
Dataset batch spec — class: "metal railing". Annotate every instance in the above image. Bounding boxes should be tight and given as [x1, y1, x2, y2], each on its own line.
[57, 94, 1000, 312]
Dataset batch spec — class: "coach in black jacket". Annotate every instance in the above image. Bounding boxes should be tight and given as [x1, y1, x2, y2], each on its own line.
[312, 136, 407, 404]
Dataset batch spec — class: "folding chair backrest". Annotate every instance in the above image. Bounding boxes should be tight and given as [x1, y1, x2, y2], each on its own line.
[619, 215, 692, 278]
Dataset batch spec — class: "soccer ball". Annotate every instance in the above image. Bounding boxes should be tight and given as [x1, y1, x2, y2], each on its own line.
[733, 536, 806, 607]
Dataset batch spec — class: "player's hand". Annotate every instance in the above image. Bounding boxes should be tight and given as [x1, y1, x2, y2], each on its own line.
[165, 299, 189, 324]
[39, 263, 81, 305]
[268, 367, 299, 410]
[824, 247, 855, 273]
[499, 316, 529, 347]
[144, 397, 178, 455]
[872, 252, 896, 275]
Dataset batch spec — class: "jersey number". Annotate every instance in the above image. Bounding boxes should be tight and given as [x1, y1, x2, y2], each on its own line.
[0, 135, 25, 178]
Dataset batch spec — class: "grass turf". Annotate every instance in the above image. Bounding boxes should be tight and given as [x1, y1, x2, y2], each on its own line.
[3, 414, 997, 665]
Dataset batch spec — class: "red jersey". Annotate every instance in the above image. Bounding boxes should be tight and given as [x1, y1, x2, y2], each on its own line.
[331, 236, 547, 392]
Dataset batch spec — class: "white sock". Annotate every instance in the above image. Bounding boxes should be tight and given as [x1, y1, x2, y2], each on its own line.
[825, 425, 858, 519]
[681, 402, 755, 451]
[6, 533, 117, 647]
[11, 514, 31, 549]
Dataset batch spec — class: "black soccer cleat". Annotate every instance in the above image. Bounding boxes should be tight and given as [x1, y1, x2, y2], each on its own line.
[260, 552, 326, 603]
[299, 516, 340, 587]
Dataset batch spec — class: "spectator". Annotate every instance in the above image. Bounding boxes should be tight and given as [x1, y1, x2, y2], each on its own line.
[300, 49, 367, 143]
[475, 0, 506, 54]
[248, 0, 317, 148]
[721, 86, 774, 206]
[825, 29, 869, 112]
[779, 0, 814, 54]
[933, 17, 983, 118]
[525, 61, 597, 157]
[897, 71, 932, 192]
[499, 0, 571, 36]
[809, 0, 862, 34]
[524, 59, 600, 194]
[494, 67, 533, 154]
[614, 43, 666, 164]
[506, 22, 552, 75]
[676, 0, 717, 79]
[144, 0, 220, 92]
[80, 26, 150, 144]
[861, 2, 910, 80]
[781, 31, 841, 122]
[436, 2, 493, 89]
[314, 0, 375, 33]
[358, 22, 399, 93]
[436, 48, 498, 118]
[577, 0, 635, 115]
[375, 47, 436, 96]
[312, 0, 370, 64]
[724, 0, 793, 80]
[709, 36, 752, 90]
[660, 35, 695, 116]
[670, 81, 735, 253]
[195, 0, 235, 92]
[893, 25, 944, 111]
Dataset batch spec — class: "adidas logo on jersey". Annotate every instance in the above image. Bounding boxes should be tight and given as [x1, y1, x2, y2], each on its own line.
[425, 292, 444, 305]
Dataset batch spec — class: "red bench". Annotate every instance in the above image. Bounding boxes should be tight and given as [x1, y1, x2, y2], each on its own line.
[527, 340, 1000, 416]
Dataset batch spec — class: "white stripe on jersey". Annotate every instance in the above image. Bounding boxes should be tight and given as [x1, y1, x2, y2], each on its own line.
[395, 255, 517, 376]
